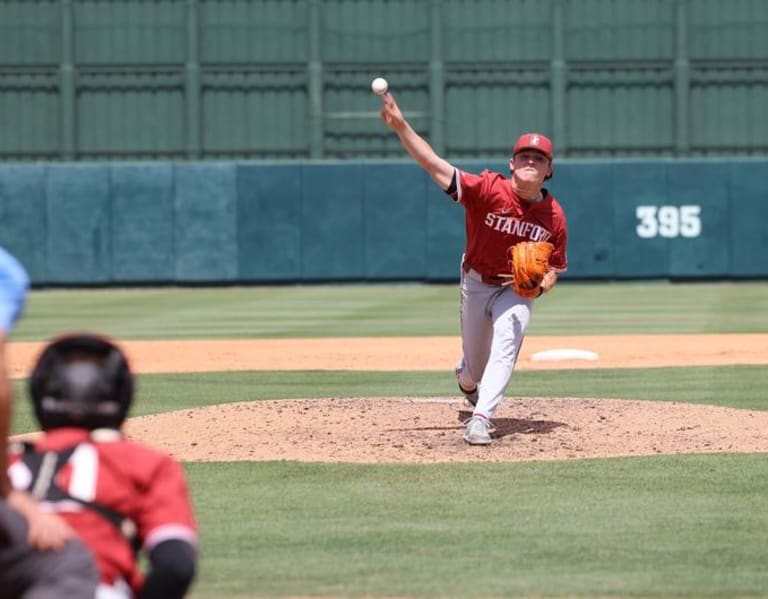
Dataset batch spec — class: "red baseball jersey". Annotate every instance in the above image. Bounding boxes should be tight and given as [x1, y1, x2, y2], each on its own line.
[8, 427, 198, 593]
[450, 169, 568, 283]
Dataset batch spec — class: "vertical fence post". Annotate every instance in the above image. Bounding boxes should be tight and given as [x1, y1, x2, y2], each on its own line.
[550, 0, 567, 155]
[59, 0, 75, 160]
[674, 0, 690, 156]
[185, 0, 201, 159]
[429, 0, 445, 155]
[307, 0, 323, 159]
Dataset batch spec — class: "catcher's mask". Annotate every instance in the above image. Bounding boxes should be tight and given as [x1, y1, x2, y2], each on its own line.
[29, 333, 134, 431]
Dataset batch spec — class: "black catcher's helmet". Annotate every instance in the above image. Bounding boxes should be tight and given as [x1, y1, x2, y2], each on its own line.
[29, 333, 134, 431]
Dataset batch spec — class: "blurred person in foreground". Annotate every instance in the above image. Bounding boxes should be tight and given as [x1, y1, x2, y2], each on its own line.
[0, 245, 99, 599]
[7, 328, 199, 599]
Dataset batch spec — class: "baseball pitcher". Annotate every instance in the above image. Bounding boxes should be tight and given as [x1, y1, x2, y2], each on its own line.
[379, 92, 568, 445]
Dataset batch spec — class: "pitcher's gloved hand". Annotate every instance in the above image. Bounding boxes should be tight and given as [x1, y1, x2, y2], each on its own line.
[501, 241, 554, 299]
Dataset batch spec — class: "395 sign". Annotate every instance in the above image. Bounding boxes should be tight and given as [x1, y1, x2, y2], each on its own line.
[635, 205, 702, 239]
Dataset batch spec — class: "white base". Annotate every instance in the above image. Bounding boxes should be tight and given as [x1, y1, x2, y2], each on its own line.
[530, 348, 599, 362]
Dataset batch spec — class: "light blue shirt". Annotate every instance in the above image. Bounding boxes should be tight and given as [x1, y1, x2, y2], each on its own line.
[0, 246, 29, 333]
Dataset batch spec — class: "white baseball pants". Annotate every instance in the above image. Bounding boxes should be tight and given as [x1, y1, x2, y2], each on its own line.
[456, 265, 533, 419]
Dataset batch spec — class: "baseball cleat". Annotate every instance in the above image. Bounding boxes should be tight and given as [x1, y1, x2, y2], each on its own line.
[455, 366, 478, 406]
[463, 415, 493, 445]
[460, 385, 478, 407]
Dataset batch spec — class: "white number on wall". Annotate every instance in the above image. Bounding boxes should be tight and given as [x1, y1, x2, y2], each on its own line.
[678, 205, 702, 237]
[635, 205, 701, 239]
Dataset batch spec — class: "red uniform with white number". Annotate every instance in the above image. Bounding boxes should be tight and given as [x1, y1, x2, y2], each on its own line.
[8, 427, 198, 594]
[453, 169, 568, 281]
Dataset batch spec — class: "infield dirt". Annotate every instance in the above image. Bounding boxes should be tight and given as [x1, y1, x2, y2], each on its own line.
[9, 334, 768, 463]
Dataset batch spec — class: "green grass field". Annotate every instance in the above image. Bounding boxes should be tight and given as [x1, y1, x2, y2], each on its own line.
[14, 280, 768, 339]
[10, 282, 768, 598]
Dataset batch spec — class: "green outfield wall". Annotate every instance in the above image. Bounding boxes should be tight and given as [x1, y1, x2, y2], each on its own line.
[1, 0, 767, 161]
[0, 160, 766, 285]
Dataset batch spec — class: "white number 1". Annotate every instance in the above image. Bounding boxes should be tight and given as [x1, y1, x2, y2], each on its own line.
[67, 444, 99, 501]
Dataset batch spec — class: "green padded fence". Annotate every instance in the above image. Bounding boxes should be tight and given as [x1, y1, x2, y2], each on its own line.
[0, 160, 766, 285]
[1, 0, 767, 161]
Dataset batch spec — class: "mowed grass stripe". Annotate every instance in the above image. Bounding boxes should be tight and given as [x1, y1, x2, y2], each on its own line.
[14, 282, 768, 339]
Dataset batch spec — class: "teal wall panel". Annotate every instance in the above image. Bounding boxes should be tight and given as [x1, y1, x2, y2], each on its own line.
[0, 159, 767, 286]
[45, 164, 111, 283]
[549, 163, 616, 277]
[668, 163, 730, 277]
[110, 163, 175, 282]
[0, 166, 47, 280]
[301, 164, 364, 280]
[362, 163, 427, 278]
[728, 162, 768, 276]
[610, 163, 669, 278]
[236, 164, 302, 281]
[424, 159, 488, 280]
[174, 164, 238, 282]
[425, 184, 464, 280]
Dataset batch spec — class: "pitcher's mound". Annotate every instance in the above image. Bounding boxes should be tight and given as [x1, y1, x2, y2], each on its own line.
[123, 397, 768, 464]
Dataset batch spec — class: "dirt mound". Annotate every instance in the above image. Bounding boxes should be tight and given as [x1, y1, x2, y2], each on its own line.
[13, 334, 768, 463]
[123, 397, 768, 464]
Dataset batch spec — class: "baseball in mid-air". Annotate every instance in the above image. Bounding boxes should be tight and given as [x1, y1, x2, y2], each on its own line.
[371, 77, 389, 96]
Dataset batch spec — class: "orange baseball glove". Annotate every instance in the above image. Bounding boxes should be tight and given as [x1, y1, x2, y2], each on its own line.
[501, 241, 554, 298]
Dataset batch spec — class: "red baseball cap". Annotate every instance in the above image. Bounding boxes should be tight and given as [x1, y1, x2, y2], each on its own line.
[512, 133, 554, 160]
